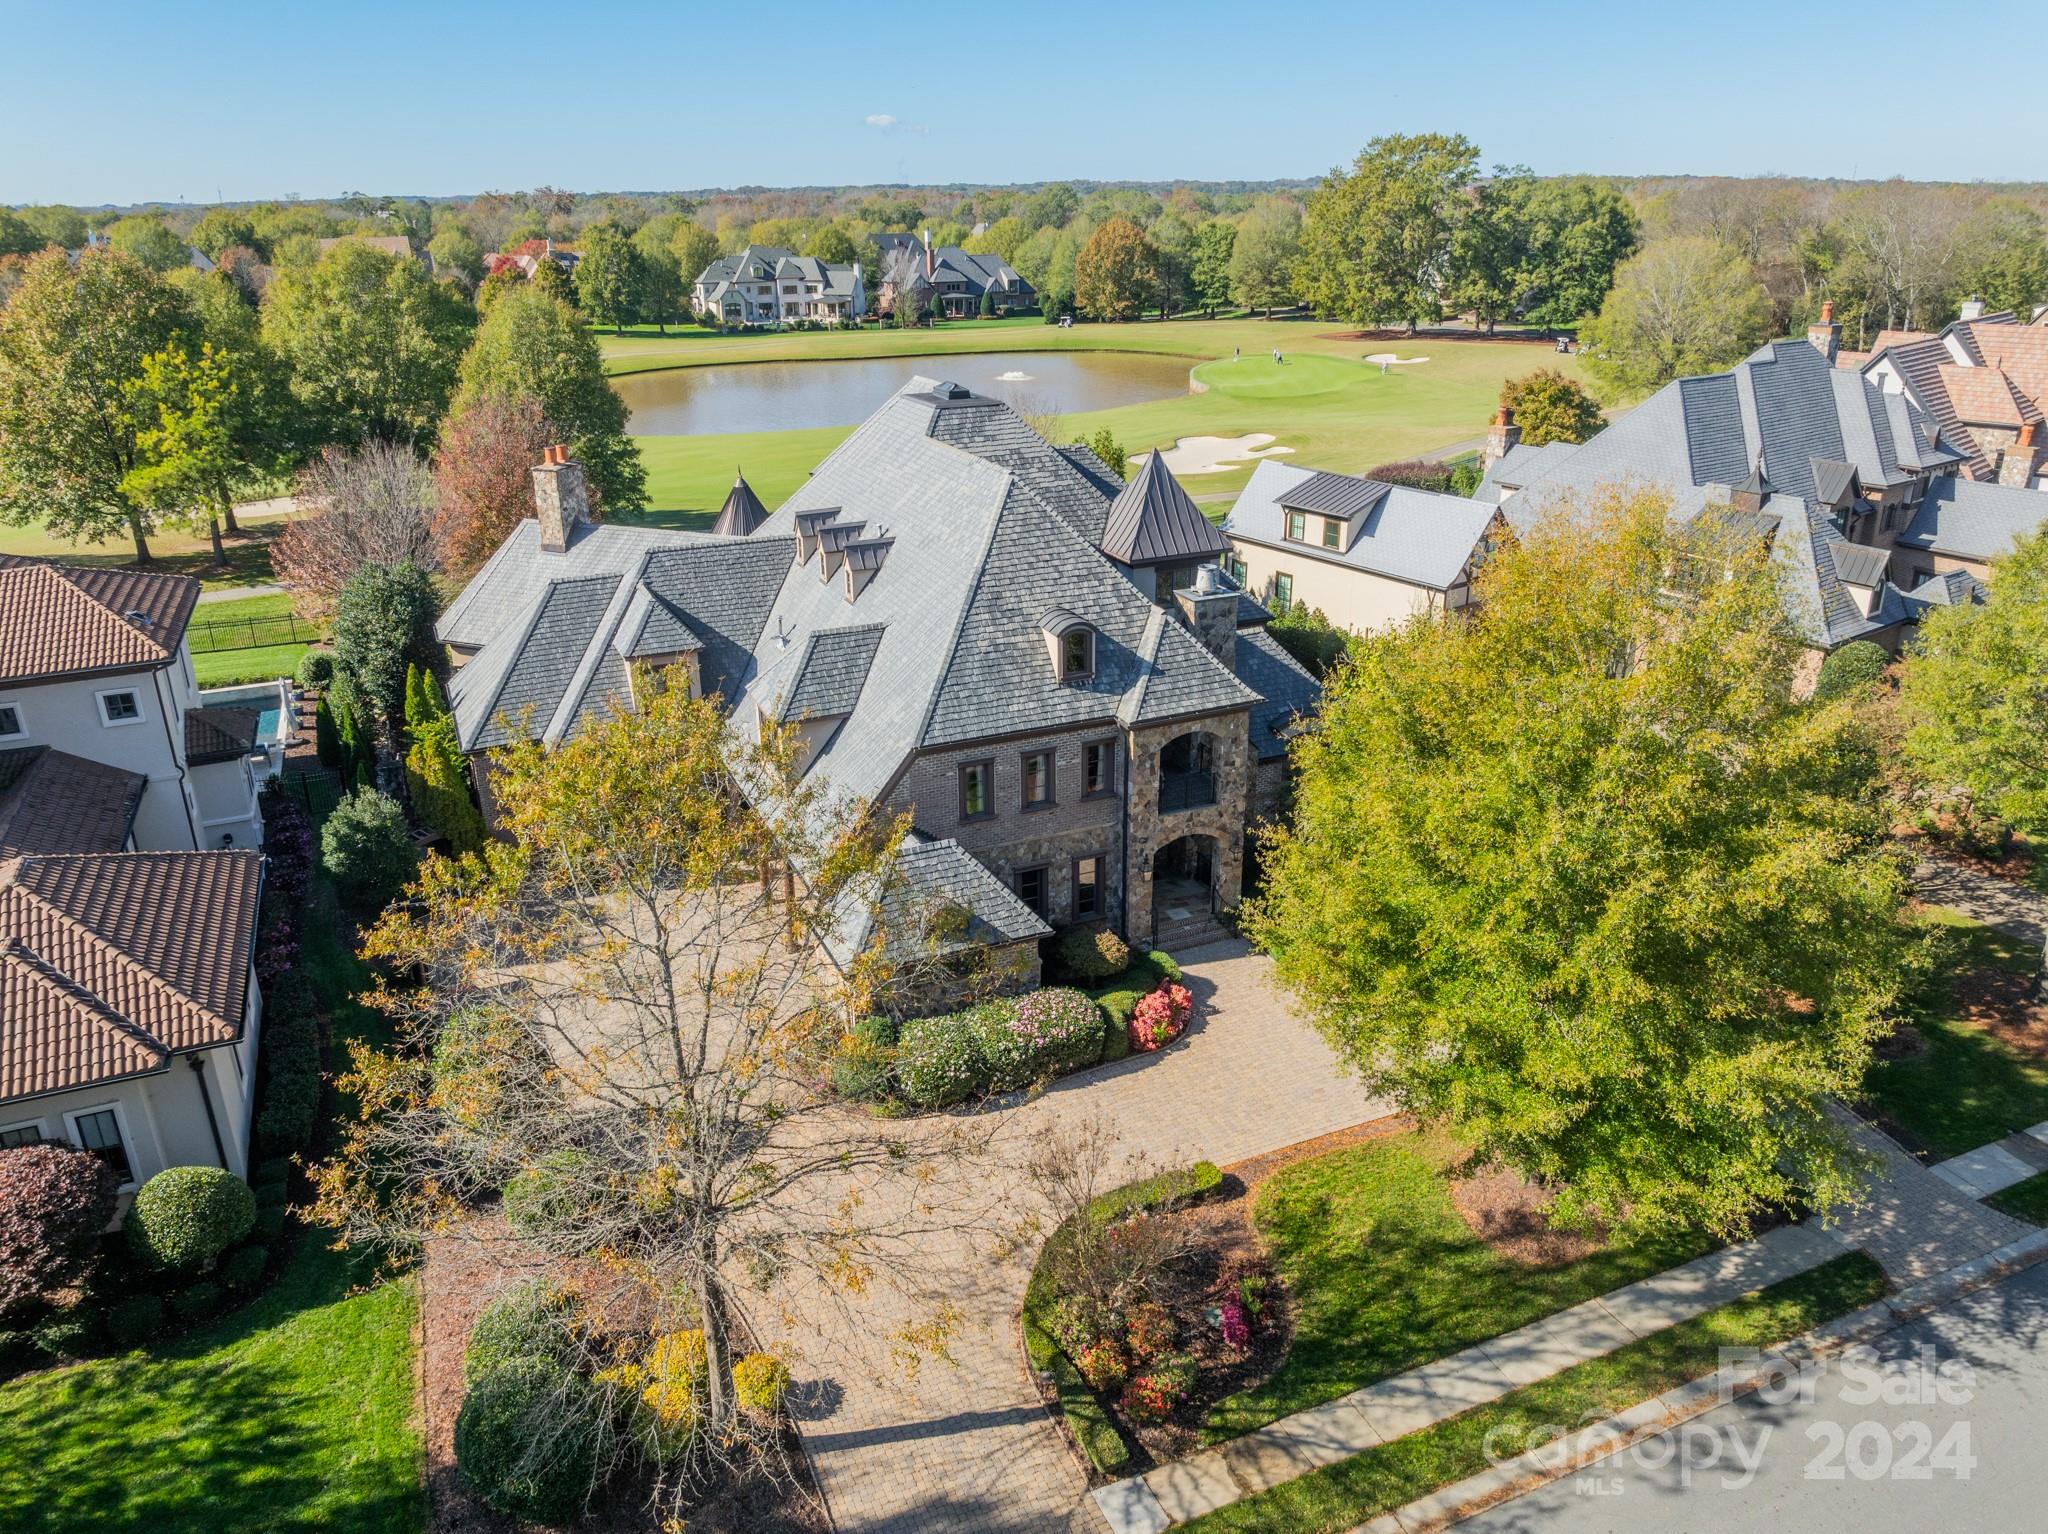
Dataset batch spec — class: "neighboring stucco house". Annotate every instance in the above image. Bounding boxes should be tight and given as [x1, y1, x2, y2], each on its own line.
[692, 245, 866, 325]
[0, 559, 272, 851]
[438, 379, 1318, 964]
[1221, 461, 1504, 635]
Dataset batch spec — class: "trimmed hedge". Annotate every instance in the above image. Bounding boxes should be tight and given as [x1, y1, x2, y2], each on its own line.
[1086, 952, 1181, 1063]
[465, 1279, 576, 1386]
[220, 1243, 270, 1294]
[455, 1357, 605, 1524]
[126, 1166, 256, 1273]
[1058, 927, 1132, 981]
[1021, 1160, 1224, 1474]
[896, 1005, 1002, 1108]
[256, 994, 321, 1154]
[105, 1292, 166, 1349]
[1813, 639, 1890, 702]
[170, 1281, 223, 1324]
[30, 1307, 101, 1361]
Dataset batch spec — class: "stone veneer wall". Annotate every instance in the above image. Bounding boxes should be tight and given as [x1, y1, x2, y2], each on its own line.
[1122, 710, 1252, 948]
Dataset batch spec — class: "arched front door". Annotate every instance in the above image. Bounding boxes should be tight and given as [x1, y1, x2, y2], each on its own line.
[1153, 833, 1220, 919]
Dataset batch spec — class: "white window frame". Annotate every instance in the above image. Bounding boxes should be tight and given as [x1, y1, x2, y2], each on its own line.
[0, 699, 23, 741]
[96, 686, 145, 727]
[63, 1100, 141, 1190]
[0, 1116, 48, 1150]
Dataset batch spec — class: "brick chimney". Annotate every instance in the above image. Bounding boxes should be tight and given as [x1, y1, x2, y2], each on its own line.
[921, 228, 933, 278]
[1999, 421, 2044, 488]
[1174, 563, 1239, 671]
[1482, 406, 1521, 469]
[1807, 300, 1840, 363]
[530, 444, 589, 554]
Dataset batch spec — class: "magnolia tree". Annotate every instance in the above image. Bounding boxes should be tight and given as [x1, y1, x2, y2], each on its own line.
[1250, 487, 1911, 1237]
[312, 683, 1012, 1511]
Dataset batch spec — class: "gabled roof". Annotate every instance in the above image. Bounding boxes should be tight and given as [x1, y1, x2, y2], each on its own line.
[825, 832, 1051, 969]
[1225, 461, 1499, 591]
[1904, 568, 1986, 611]
[1098, 452, 1231, 567]
[771, 625, 886, 722]
[0, 558, 199, 687]
[0, 850, 263, 1102]
[711, 473, 769, 537]
[1895, 476, 2048, 563]
[1863, 315, 2048, 478]
[1764, 498, 1911, 649]
[0, 748, 144, 858]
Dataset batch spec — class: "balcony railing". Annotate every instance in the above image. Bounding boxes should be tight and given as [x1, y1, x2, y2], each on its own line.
[1158, 769, 1216, 813]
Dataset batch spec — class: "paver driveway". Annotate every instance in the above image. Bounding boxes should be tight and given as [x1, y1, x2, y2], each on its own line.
[772, 939, 1393, 1534]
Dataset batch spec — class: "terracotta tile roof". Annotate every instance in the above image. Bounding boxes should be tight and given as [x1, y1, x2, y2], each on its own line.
[0, 850, 263, 1102]
[0, 558, 199, 687]
[184, 706, 262, 766]
[0, 747, 145, 858]
[1869, 329, 1935, 353]
[1972, 326, 2048, 405]
[1939, 364, 2044, 428]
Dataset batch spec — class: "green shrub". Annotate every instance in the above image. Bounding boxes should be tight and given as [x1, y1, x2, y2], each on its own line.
[465, 1279, 576, 1386]
[255, 1201, 288, 1243]
[733, 1351, 791, 1414]
[30, 1307, 100, 1360]
[1058, 927, 1131, 981]
[106, 1292, 166, 1349]
[1095, 992, 1139, 1060]
[295, 649, 337, 690]
[314, 694, 342, 768]
[170, 1282, 223, 1324]
[126, 1166, 256, 1273]
[454, 1358, 604, 1524]
[851, 1013, 899, 1048]
[253, 1157, 291, 1191]
[831, 1036, 896, 1102]
[320, 789, 419, 911]
[0, 1327, 33, 1370]
[1813, 639, 1890, 702]
[981, 988, 1104, 1087]
[896, 1008, 998, 1108]
[503, 1149, 595, 1238]
[256, 1001, 321, 1154]
[219, 1244, 270, 1294]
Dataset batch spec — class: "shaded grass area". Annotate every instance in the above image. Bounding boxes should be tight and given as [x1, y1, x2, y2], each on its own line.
[1181, 1252, 1890, 1534]
[0, 852, 419, 1534]
[1862, 907, 2048, 1159]
[0, 519, 286, 590]
[1988, 1171, 2048, 1226]
[1201, 1133, 1714, 1441]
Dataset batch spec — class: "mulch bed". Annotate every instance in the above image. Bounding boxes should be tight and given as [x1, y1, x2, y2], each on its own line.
[1951, 966, 2048, 1055]
[1448, 1164, 1604, 1268]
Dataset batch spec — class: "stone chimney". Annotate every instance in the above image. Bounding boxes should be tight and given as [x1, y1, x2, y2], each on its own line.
[921, 228, 933, 278]
[530, 444, 589, 554]
[1807, 299, 1840, 363]
[1482, 406, 1521, 469]
[1959, 295, 1987, 322]
[1174, 563, 1239, 671]
[1999, 421, 2044, 488]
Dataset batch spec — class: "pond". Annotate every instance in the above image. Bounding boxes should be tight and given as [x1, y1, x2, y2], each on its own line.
[614, 350, 1194, 436]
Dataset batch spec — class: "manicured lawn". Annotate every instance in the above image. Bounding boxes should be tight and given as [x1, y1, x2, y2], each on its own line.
[1200, 1132, 1714, 1442]
[1989, 1171, 2048, 1225]
[1180, 1252, 1889, 1534]
[0, 847, 420, 1534]
[1861, 907, 2048, 1159]
[0, 516, 288, 591]
[604, 317, 1598, 526]
[187, 593, 323, 687]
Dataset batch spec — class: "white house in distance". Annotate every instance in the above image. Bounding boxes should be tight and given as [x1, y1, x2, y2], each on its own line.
[0, 557, 280, 1185]
[692, 245, 866, 325]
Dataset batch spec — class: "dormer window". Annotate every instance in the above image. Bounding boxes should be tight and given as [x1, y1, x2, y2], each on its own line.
[1285, 511, 1307, 543]
[1061, 626, 1094, 680]
[1321, 517, 1343, 550]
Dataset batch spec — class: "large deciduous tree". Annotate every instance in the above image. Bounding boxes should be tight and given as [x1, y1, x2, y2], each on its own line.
[272, 440, 440, 618]
[263, 242, 475, 446]
[572, 222, 645, 333]
[1900, 527, 2048, 834]
[1073, 218, 1158, 322]
[1512, 178, 1641, 328]
[1499, 369, 1605, 446]
[1191, 219, 1237, 316]
[432, 392, 556, 577]
[313, 686, 1005, 1509]
[1579, 237, 1771, 396]
[1249, 488, 1910, 1237]
[106, 215, 192, 273]
[120, 342, 244, 565]
[452, 288, 645, 511]
[0, 248, 184, 561]
[1298, 133, 1480, 333]
[1228, 201, 1301, 318]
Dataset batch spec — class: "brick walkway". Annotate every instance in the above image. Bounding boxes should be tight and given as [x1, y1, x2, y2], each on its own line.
[769, 940, 1393, 1534]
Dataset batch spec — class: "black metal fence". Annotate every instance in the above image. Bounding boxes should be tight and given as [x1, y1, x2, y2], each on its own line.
[188, 613, 325, 655]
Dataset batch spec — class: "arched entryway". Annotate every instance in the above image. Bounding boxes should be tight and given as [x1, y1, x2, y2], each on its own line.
[1153, 833, 1221, 921]
[1157, 730, 1220, 813]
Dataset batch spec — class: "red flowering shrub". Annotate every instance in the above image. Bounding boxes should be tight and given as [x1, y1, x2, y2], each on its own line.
[1118, 1352, 1197, 1422]
[1125, 1299, 1177, 1361]
[0, 1144, 118, 1312]
[1126, 982, 1193, 1052]
[1219, 1296, 1251, 1351]
[1074, 1336, 1129, 1391]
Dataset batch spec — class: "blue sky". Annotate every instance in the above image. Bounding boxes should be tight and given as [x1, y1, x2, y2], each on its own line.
[4, 0, 2036, 204]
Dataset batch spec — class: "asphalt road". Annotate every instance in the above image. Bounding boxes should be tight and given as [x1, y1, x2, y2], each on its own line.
[1459, 1259, 2048, 1534]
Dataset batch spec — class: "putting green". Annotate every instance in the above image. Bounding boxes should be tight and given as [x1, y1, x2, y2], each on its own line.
[1194, 354, 1363, 400]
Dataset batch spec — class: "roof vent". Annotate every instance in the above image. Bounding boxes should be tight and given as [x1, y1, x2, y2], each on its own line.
[123, 609, 153, 627]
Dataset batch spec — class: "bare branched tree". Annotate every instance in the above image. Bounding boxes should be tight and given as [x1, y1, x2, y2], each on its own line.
[312, 683, 1014, 1513]
[272, 439, 439, 619]
[1008, 387, 1066, 447]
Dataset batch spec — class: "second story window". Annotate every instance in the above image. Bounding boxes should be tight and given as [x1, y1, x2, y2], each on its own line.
[0, 703, 22, 740]
[1322, 517, 1343, 550]
[959, 759, 994, 821]
[97, 689, 142, 727]
[1084, 740, 1116, 797]
[1285, 510, 1307, 542]
[1022, 749, 1055, 810]
[1271, 572, 1294, 612]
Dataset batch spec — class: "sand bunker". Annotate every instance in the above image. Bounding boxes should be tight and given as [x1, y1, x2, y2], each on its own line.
[1144, 433, 1296, 475]
[1364, 353, 1429, 366]
[995, 369, 1034, 381]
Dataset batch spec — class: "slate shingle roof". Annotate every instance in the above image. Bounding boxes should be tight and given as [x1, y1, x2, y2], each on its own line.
[0, 748, 144, 858]
[772, 625, 886, 721]
[0, 559, 199, 687]
[1228, 627, 1319, 762]
[0, 850, 262, 1102]
[1226, 461, 1498, 590]
[1895, 476, 2048, 563]
[826, 833, 1052, 968]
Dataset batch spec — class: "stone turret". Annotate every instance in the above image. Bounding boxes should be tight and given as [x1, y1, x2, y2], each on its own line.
[531, 445, 589, 554]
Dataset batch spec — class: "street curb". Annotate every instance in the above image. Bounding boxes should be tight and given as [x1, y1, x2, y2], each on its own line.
[1363, 1227, 2048, 1533]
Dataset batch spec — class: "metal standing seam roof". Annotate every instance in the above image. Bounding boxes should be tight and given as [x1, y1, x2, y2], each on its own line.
[1098, 452, 1233, 566]
[0, 850, 263, 1102]
[711, 474, 770, 537]
[0, 559, 199, 687]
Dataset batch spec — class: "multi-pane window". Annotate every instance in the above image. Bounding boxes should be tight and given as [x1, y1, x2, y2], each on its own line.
[1223, 554, 1247, 585]
[959, 760, 994, 820]
[70, 1109, 132, 1183]
[1022, 750, 1054, 809]
[1015, 865, 1049, 917]
[1272, 572, 1294, 612]
[1285, 510, 1307, 542]
[1322, 517, 1343, 550]
[0, 1124, 43, 1150]
[98, 690, 141, 725]
[1073, 856, 1104, 919]
[0, 703, 21, 739]
[1083, 740, 1116, 798]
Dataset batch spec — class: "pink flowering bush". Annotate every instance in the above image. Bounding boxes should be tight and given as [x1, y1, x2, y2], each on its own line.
[1218, 1296, 1251, 1351]
[1074, 1336, 1129, 1391]
[1118, 1352, 1197, 1422]
[1126, 982, 1192, 1052]
[974, 987, 1105, 1090]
